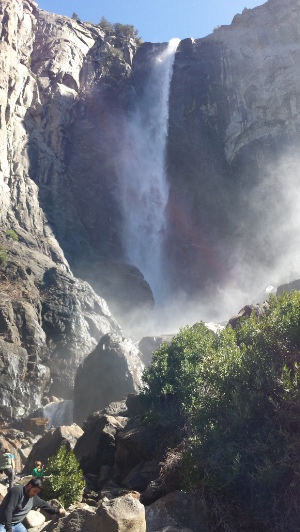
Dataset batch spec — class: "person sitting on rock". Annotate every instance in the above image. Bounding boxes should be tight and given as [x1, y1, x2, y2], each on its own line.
[0, 477, 65, 532]
[31, 461, 45, 478]
[0, 448, 15, 491]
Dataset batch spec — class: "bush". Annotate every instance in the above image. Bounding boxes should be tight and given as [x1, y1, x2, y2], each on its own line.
[141, 291, 300, 529]
[98, 17, 142, 43]
[43, 446, 85, 508]
[113, 22, 139, 40]
[6, 229, 18, 241]
[98, 16, 113, 34]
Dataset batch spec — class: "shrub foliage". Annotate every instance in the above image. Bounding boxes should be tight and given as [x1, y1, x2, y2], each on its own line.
[43, 446, 85, 508]
[142, 291, 300, 529]
[6, 229, 18, 241]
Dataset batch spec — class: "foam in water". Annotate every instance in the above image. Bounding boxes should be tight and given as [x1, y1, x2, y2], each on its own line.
[115, 39, 180, 303]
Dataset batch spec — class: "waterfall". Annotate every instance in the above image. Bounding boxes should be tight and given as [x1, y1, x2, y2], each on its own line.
[43, 400, 74, 429]
[116, 39, 180, 303]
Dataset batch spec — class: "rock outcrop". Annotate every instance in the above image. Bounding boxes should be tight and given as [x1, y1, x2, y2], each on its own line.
[0, 237, 121, 420]
[73, 334, 144, 426]
[23, 424, 83, 474]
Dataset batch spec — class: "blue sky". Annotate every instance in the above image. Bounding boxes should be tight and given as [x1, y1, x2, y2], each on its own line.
[36, 0, 264, 43]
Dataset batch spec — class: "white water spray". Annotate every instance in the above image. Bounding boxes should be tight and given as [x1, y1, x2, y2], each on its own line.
[116, 39, 180, 303]
[43, 400, 73, 428]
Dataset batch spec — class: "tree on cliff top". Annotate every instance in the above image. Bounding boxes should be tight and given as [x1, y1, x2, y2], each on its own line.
[99, 16, 142, 43]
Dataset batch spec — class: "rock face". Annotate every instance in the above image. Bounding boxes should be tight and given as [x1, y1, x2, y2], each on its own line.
[166, 0, 300, 300]
[0, 237, 121, 420]
[73, 334, 144, 426]
[0, 0, 153, 328]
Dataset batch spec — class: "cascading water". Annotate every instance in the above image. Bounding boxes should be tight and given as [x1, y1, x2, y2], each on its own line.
[43, 400, 74, 429]
[115, 39, 180, 303]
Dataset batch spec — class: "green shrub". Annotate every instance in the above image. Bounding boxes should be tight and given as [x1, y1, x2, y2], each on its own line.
[141, 291, 300, 529]
[0, 246, 6, 265]
[98, 17, 142, 43]
[113, 22, 139, 40]
[6, 229, 18, 241]
[98, 16, 113, 34]
[43, 446, 85, 508]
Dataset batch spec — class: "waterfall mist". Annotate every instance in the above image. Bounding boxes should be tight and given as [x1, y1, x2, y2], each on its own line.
[115, 39, 180, 304]
[117, 152, 300, 340]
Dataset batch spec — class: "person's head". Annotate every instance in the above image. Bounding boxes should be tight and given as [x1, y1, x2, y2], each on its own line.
[35, 461, 42, 468]
[25, 477, 43, 498]
[3, 448, 10, 454]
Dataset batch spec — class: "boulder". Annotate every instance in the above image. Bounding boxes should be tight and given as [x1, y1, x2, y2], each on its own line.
[228, 302, 269, 329]
[96, 494, 146, 532]
[23, 425, 83, 474]
[138, 335, 173, 367]
[21, 417, 49, 435]
[73, 334, 144, 426]
[40, 507, 101, 531]
[74, 413, 127, 477]
[145, 491, 209, 532]
[114, 418, 163, 481]
[122, 460, 160, 492]
[23, 509, 46, 528]
[40, 495, 146, 532]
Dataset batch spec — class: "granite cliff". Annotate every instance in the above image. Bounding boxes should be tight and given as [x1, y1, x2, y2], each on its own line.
[1, 0, 300, 420]
[166, 0, 300, 303]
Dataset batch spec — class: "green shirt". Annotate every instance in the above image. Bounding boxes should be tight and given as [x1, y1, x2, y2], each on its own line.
[32, 467, 45, 478]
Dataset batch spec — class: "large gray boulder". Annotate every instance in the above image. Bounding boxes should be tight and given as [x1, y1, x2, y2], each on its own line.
[146, 491, 209, 532]
[96, 494, 146, 532]
[73, 334, 144, 426]
[41, 495, 146, 531]
[23, 424, 83, 474]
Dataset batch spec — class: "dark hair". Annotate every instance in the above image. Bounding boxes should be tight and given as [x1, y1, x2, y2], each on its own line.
[3, 448, 10, 454]
[26, 477, 43, 490]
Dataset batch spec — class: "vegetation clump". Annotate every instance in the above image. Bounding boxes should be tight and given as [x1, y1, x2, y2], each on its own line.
[141, 290, 300, 530]
[98, 16, 142, 45]
[6, 229, 18, 241]
[43, 446, 85, 509]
